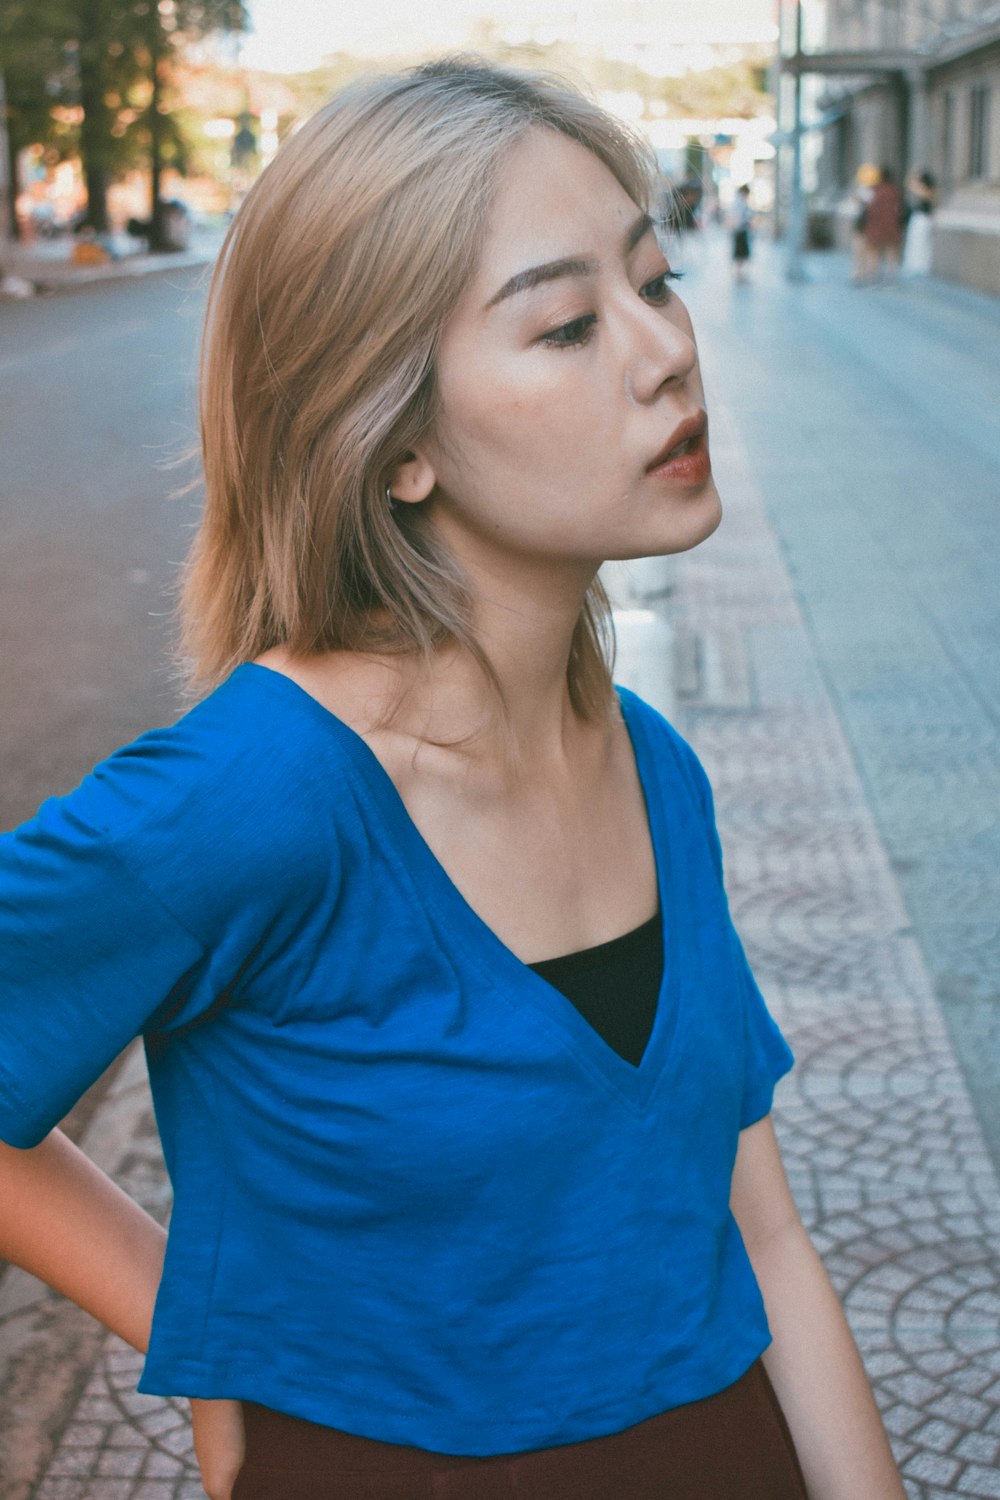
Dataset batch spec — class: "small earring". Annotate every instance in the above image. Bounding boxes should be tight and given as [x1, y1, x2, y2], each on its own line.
[385, 484, 395, 508]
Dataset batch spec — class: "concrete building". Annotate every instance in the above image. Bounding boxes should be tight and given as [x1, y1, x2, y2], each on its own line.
[792, 1, 1000, 294]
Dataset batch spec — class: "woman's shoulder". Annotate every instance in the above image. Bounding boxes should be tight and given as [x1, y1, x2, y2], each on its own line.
[615, 686, 713, 814]
[4, 662, 363, 950]
[251, 646, 408, 741]
[68, 662, 345, 839]
[23, 663, 361, 897]
[250, 645, 441, 795]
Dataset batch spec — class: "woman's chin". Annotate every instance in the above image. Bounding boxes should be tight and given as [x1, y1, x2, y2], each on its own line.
[626, 483, 724, 560]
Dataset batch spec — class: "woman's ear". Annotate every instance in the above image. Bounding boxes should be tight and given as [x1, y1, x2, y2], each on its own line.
[388, 451, 437, 505]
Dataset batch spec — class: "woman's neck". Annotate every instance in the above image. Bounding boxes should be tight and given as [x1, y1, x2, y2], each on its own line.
[259, 552, 611, 774]
[400, 551, 603, 768]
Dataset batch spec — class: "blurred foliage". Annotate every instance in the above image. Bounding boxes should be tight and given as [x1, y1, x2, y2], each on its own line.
[0, 0, 247, 235]
[473, 30, 772, 118]
[262, 29, 772, 145]
[0, 5, 770, 240]
[0, 3, 79, 174]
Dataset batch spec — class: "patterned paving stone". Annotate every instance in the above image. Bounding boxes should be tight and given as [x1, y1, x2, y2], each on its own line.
[679, 240, 1000, 1161]
[20, 1333, 206, 1498]
[956, 1470, 1000, 1500]
[666, 325, 1000, 1496]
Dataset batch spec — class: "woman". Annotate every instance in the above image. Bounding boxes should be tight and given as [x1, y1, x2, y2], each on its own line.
[0, 59, 905, 1500]
[730, 183, 752, 284]
[902, 168, 936, 276]
[859, 165, 904, 283]
[849, 161, 878, 285]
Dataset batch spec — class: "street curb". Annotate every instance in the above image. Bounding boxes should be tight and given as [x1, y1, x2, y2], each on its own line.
[0, 248, 219, 299]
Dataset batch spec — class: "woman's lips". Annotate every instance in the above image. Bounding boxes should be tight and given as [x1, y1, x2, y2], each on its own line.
[647, 428, 712, 487]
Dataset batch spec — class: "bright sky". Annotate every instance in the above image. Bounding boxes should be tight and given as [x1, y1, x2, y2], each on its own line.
[241, 0, 779, 75]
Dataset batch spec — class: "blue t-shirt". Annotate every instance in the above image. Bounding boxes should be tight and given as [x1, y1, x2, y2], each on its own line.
[0, 664, 793, 1456]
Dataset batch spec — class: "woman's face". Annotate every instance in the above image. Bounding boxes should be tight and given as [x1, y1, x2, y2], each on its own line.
[416, 126, 722, 571]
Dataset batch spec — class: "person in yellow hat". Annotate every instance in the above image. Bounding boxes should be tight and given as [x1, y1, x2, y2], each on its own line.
[851, 163, 880, 283]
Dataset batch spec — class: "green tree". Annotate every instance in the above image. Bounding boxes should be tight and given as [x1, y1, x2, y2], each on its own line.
[1, 0, 247, 241]
[73, 0, 145, 231]
[0, 1, 77, 238]
[125, 0, 248, 249]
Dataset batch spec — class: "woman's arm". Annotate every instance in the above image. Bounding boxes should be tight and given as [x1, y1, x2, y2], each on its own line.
[0, 1129, 245, 1500]
[0, 1128, 165, 1347]
[730, 1117, 906, 1500]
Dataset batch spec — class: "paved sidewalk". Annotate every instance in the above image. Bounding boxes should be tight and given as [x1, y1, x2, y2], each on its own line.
[670, 234, 1000, 1497]
[665, 414, 1000, 1500]
[2, 237, 998, 1498]
[0, 230, 223, 296]
[677, 229, 1000, 1164]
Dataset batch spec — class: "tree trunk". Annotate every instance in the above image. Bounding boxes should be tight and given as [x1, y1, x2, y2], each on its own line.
[4, 113, 21, 241]
[81, 157, 110, 234]
[147, 31, 168, 251]
[77, 0, 111, 233]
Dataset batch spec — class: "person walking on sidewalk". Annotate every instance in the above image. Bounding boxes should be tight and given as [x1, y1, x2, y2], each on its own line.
[858, 165, 904, 284]
[730, 183, 753, 284]
[901, 168, 936, 277]
[849, 161, 878, 284]
[0, 59, 906, 1500]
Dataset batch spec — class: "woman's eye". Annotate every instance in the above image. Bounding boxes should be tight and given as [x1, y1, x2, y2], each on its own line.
[641, 270, 684, 304]
[540, 314, 597, 349]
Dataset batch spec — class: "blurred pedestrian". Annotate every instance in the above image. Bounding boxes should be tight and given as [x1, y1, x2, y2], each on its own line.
[901, 168, 936, 277]
[849, 163, 879, 284]
[730, 184, 752, 284]
[677, 172, 702, 233]
[858, 165, 904, 284]
[0, 57, 907, 1500]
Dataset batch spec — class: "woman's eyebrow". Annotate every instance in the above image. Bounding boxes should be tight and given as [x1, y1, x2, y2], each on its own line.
[484, 211, 654, 310]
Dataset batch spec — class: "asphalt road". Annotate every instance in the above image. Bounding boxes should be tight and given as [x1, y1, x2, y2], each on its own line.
[0, 269, 209, 832]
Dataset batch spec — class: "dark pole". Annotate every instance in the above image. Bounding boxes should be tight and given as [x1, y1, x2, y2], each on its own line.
[786, 0, 807, 282]
[0, 68, 17, 242]
[78, 0, 111, 233]
[148, 17, 167, 250]
[772, 0, 784, 241]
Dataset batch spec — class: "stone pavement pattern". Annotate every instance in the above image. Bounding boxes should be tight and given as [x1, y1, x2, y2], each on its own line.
[679, 235, 1000, 1165]
[669, 237, 1000, 1497]
[2, 240, 999, 1497]
[664, 416, 1000, 1500]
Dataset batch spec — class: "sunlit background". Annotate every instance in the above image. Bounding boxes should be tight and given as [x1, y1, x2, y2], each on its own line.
[241, 0, 779, 74]
[3, 3, 998, 293]
[3, 0, 793, 251]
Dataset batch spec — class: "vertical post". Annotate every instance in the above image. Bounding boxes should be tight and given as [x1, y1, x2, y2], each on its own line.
[786, 0, 807, 281]
[771, 0, 784, 241]
[149, 27, 165, 249]
[906, 67, 929, 176]
[0, 70, 10, 250]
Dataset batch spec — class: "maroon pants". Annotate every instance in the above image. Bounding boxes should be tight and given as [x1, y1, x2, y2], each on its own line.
[232, 1359, 808, 1499]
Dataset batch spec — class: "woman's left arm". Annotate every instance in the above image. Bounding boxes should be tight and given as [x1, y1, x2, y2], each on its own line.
[730, 1117, 906, 1500]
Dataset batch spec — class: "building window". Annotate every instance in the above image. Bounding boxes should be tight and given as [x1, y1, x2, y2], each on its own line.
[880, 0, 901, 46]
[942, 90, 954, 186]
[969, 84, 991, 179]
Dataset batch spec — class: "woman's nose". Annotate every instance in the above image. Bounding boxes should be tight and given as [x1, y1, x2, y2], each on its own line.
[623, 302, 697, 405]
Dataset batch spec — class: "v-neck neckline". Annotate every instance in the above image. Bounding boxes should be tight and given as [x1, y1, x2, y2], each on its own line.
[238, 662, 682, 1113]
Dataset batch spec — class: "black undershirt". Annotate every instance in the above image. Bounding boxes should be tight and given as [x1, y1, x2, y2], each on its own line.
[528, 912, 663, 1067]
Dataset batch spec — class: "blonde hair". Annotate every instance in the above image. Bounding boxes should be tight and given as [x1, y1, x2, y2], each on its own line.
[179, 57, 657, 720]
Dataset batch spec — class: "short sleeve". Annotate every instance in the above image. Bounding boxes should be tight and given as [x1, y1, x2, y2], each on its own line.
[675, 728, 794, 1129]
[0, 677, 345, 1150]
[735, 944, 794, 1129]
[0, 791, 211, 1148]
